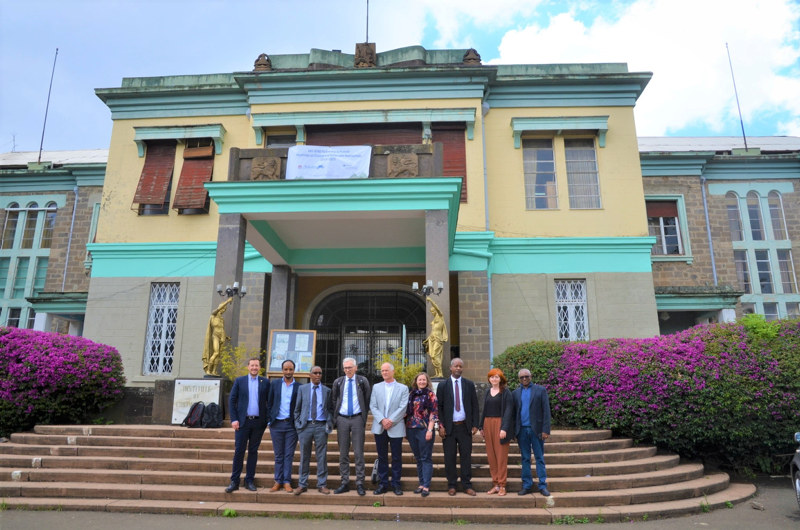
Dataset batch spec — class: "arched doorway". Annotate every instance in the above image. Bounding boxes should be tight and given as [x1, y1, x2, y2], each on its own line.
[310, 290, 427, 385]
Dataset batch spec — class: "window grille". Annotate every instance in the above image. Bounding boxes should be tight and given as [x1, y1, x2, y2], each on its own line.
[143, 282, 180, 375]
[555, 279, 588, 341]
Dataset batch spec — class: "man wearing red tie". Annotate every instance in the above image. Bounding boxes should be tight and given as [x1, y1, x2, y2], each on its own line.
[436, 357, 479, 496]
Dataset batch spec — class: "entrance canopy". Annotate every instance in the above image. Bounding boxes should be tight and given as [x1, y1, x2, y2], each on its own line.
[206, 177, 462, 275]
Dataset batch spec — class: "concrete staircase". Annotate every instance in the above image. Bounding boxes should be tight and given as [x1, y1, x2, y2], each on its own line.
[0, 424, 755, 523]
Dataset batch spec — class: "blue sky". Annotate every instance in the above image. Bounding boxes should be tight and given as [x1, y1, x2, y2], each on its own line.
[1, 0, 798, 153]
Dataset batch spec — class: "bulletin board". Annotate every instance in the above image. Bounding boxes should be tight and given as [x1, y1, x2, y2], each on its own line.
[266, 329, 316, 378]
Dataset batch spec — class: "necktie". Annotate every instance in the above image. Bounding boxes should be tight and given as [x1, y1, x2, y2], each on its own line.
[311, 385, 318, 421]
[347, 378, 354, 416]
[454, 379, 461, 412]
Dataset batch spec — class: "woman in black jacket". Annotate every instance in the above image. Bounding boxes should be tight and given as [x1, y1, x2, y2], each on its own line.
[479, 368, 514, 496]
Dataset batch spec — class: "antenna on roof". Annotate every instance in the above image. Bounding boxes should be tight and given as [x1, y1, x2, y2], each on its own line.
[365, 0, 370, 42]
[725, 43, 748, 151]
[38, 48, 59, 164]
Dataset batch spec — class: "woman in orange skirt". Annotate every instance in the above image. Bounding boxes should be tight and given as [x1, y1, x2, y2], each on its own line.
[479, 368, 514, 495]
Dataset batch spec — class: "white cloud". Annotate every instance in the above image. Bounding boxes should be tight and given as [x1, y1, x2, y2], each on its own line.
[489, 0, 800, 136]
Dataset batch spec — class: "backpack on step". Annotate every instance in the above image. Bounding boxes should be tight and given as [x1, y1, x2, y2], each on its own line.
[201, 402, 223, 428]
[182, 401, 205, 428]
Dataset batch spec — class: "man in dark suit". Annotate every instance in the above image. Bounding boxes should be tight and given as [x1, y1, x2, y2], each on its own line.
[331, 356, 371, 496]
[512, 368, 552, 497]
[292, 365, 334, 495]
[267, 359, 299, 492]
[436, 357, 479, 496]
[225, 357, 269, 493]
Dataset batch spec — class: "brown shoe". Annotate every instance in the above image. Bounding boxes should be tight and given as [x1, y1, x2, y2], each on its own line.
[293, 486, 307, 496]
[283, 483, 293, 492]
[269, 482, 281, 492]
[498, 487, 507, 496]
[465, 488, 477, 496]
[448, 488, 456, 496]
[318, 486, 331, 495]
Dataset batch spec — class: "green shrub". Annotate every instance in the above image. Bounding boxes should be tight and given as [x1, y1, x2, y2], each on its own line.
[0, 327, 126, 437]
[373, 347, 424, 387]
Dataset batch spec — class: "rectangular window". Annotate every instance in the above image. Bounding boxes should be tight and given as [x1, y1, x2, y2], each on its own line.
[741, 302, 755, 315]
[747, 196, 765, 241]
[763, 302, 779, 321]
[2, 209, 19, 249]
[555, 279, 588, 341]
[523, 139, 557, 209]
[0, 257, 9, 298]
[777, 249, 797, 294]
[143, 282, 180, 375]
[26, 308, 36, 329]
[647, 201, 682, 255]
[6, 307, 21, 328]
[133, 141, 176, 215]
[565, 139, 600, 209]
[33, 257, 48, 295]
[12, 257, 29, 299]
[787, 302, 800, 318]
[21, 210, 38, 249]
[755, 249, 773, 294]
[727, 204, 743, 241]
[40, 206, 56, 249]
[734, 250, 750, 294]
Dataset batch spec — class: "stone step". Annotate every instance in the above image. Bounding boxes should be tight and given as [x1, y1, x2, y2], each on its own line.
[0, 454, 680, 485]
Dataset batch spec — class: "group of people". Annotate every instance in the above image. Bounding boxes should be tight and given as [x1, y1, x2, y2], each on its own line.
[225, 355, 552, 498]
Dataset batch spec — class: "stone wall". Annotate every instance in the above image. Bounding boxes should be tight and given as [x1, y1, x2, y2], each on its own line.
[457, 270, 491, 380]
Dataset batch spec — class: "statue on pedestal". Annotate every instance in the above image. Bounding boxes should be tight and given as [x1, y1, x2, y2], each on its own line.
[202, 297, 233, 376]
[422, 296, 448, 378]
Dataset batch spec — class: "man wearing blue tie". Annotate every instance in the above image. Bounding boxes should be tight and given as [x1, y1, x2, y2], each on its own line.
[225, 357, 268, 493]
[292, 365, 334, 495]
[331, 356, 371, 496]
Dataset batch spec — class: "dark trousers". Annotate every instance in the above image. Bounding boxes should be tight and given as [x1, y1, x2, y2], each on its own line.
[230, 417, 266, 483]
[374, 431, 403, 488]
[406, 427, 434, 488]
[443, 422, 472, 489]
[269, 418, 298, 484]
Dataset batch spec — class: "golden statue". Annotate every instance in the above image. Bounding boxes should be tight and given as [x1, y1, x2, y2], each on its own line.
[422, 296, 448, 378]
[202, 297, 233, 376]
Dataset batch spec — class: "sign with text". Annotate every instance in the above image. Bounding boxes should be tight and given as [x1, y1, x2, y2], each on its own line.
[171, 379, 222, 424]
[267, 329, 317, 378]
[286, 145, 372, 180]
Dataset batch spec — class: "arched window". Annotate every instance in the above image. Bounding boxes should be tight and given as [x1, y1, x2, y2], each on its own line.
[1, 202, 20, 249]
[725, 192, 742, 241]
[768, 191, 787, 240]
[40, 202, 57, 249]
[21, 202, 40, 249]
[746, 191, 764, 241]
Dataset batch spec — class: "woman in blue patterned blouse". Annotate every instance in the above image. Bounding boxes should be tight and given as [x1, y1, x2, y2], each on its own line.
[405, 372, 438, 497]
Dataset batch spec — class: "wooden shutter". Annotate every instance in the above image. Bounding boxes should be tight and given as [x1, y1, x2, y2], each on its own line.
[646, 201, 678, 218]
[432, 125, 467, 202]
[172, 152, 213, 210]
[133, 141, 176, 206]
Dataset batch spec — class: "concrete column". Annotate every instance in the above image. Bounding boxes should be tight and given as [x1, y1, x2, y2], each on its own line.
[425, 209, 451, 367]
[268, 265, 292, 333]
[720, 308, 737, 323]
[212, 213, 246, 346]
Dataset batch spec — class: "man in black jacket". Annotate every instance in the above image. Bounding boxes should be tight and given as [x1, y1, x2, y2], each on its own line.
[436, 357, 479, 496]
[225, 357, 268, 493]
[330, 356, 371, 496]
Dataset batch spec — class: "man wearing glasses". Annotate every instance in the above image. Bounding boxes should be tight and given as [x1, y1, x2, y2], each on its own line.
[292, 366, 334, 495]
[331, 357, 371, 495]
[512, 368, 552, 497]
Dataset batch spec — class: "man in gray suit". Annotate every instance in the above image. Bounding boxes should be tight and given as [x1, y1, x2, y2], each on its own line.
[369, 362, 409, 495]
[331, 357, 371, 496]
[292, 366, 334, 495]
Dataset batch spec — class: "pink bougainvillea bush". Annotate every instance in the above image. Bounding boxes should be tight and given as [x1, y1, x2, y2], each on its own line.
[494, 318, 800, 473]
[0, 327, 126, 437]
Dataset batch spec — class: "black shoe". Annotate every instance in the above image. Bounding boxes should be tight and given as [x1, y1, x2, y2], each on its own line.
[244, 480, 257, 492]
[539, 487, 551, 497]
[374, 485, 389, 495]
[356, 484, 366, 496]
[334, 484, 350, 494]
[393, 486, 403, 496]
[518, 487, 533, 496]
[413, 486, 424, 494]
[225, 481, 239, 493]
[421, 489, 430, 497]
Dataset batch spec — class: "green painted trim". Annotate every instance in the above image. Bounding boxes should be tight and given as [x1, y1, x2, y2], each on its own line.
[645, 194, 693, 263]
[207, 178, 462, 251]
[656, 294, 739, 311]
[511, 116, 609, 148]
[292, 266, 425, 275]
[708, 181, 794, 197]
[30, 300, 87, 313]
[639, 154, 713, 176]
[252, 108, 476, 145]
[0, 194, 67, 209]
[489, 237, 656, 274]
[702, 158, 800, 180]
[487, 79, 650, 108]
[290, 246, 425, 265]
[451, 231, 495, 271]
[134, 124, 227, 156]
[249, 220, 290, 263]
[98, 91, 249, 121]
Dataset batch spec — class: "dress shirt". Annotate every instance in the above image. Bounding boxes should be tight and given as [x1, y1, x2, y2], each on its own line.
[277, 379, 295, 420]
[520, 384, 531, 427]
[383, 381, 394, 416]
[246, 375, 259, 416]
[338, 376, 362, 415]
[309, 384, 325, 421]
[451, 376, 466, 422]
